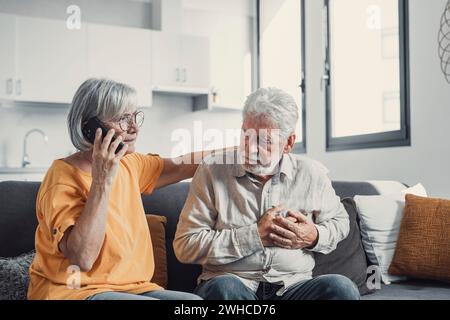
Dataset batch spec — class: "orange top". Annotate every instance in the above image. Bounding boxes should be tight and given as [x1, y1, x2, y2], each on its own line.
[28, 152, 164, 300]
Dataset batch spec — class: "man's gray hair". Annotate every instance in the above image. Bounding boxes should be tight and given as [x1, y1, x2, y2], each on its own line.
[67, 78, 138, 151]
[242, 87, 299, 138]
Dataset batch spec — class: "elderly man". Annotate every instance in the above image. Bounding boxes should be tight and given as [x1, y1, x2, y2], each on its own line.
[174, 88, 360, 300]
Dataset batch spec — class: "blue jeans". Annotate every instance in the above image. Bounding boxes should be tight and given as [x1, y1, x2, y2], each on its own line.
[87, 289, 202, 300]
[194, 274, 360, 300]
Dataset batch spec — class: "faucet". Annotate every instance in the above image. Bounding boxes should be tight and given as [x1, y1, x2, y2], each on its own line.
[22, 129, 48, 168]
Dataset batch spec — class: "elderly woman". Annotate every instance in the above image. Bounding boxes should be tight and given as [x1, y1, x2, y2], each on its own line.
[28, 78, 204, 300]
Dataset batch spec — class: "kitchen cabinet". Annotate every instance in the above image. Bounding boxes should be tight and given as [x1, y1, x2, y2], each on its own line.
[0, 14, 16, 101]
[15, 16, 87, 103]
[151, 31, 210, 91]
[87, 24, 153, 107]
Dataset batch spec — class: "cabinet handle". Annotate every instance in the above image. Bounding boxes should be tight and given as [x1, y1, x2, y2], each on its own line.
[6, 78, 13, 95]
[176, 68, 180, 82]
[15, 79, 22, 95]
[182, 68, 187, 83]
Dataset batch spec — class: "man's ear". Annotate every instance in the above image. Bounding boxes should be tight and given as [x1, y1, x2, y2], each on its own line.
[283, 134, 296, 153]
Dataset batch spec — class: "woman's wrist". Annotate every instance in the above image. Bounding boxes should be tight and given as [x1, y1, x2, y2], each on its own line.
[91, 178, 113, 192]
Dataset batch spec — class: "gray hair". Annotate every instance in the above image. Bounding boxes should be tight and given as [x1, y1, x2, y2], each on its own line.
[67, 78, 138, 151]
[242, 87, 299, 138]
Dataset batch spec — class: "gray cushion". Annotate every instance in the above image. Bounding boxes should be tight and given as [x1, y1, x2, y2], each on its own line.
[362, 280, 450, 300]
[0, 251, 35, 300]
[313, 198, 371, 295]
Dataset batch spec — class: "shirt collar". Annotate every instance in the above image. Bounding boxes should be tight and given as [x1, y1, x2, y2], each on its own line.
[279, 154, 295, 180]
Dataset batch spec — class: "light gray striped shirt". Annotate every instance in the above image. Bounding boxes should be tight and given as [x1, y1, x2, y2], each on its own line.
[174, 152, 349, 296]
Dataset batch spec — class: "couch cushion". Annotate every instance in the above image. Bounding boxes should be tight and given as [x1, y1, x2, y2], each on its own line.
[354, 184, 427, 284]
[389, 194, 450, 283]
[361, 279, 450, 300]
[313, 198, 370, 295]
[146, 214, 168, 289]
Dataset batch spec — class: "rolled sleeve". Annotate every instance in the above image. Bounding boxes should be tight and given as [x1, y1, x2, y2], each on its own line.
[40, 185, 84, 254]
[235, 223, 264, 257]
[307, 224, 331, 253]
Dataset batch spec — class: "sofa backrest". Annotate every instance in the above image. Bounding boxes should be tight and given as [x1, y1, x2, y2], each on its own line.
[0, 180, 405, 292]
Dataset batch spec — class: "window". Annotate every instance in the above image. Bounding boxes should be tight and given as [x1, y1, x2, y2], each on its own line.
[258, 0, 306, 153]
[325, 0, 410, 151]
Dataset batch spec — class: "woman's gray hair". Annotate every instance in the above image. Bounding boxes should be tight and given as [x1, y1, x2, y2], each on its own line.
[242, 87, 299, 138]
[67, 78, 138, 151]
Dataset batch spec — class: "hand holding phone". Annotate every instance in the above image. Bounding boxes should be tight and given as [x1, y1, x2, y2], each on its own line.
[82, 117, 125, 154]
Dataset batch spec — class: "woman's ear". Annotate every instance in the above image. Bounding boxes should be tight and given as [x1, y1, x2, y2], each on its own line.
[283, 134, 297, 153]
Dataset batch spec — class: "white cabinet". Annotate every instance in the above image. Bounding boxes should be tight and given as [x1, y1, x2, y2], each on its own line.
[181, 35, 210, 89]
[87, 24, 153, 107]
[15, 16, 87, 103]
[151, 31, 210, 91]
[151, 32, 180, 88]
[0, 14, 16, 101]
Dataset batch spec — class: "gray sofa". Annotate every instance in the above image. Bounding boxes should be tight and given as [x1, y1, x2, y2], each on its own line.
[0, 180, 449, 300]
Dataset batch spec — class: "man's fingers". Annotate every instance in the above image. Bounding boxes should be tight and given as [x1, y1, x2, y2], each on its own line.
[287, 211, 308, 223]
[286, 216, 297, 223]
[269, 233, 292, 249]
[275, 216, 298, 233]
[269, 205, 285, 215]
[271, 223, 296, 240]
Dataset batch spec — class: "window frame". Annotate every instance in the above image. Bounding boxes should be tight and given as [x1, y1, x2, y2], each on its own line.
[256, 0, 307, 154]
[324, 0, 411, 152]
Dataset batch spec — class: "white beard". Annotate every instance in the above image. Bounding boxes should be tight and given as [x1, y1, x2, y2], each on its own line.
[242, 162, 280, 176]
[237, 148, 282, 176]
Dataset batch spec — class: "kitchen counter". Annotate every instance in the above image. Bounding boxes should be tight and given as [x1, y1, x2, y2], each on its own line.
[0, 167, 48, 182]
[0, 167, 48, 174]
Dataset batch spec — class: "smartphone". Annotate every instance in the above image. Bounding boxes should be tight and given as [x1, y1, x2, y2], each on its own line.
[82, 116, 124, 154]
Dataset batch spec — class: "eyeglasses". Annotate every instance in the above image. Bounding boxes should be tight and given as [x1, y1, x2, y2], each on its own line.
[118, 111, 144, 132]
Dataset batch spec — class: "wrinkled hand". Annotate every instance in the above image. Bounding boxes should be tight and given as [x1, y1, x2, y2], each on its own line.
[257, 206, 298, 247]
[269, 211, 319, 250]
[257, 206, 285, 246]
[91, 128, 128, 185]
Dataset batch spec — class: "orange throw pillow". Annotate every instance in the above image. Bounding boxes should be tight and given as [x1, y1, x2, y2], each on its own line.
[146, 214, 168, 289]
[389, 194, 450, 283]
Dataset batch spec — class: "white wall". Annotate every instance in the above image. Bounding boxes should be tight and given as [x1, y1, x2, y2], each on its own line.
[305, 0, 450, 198]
